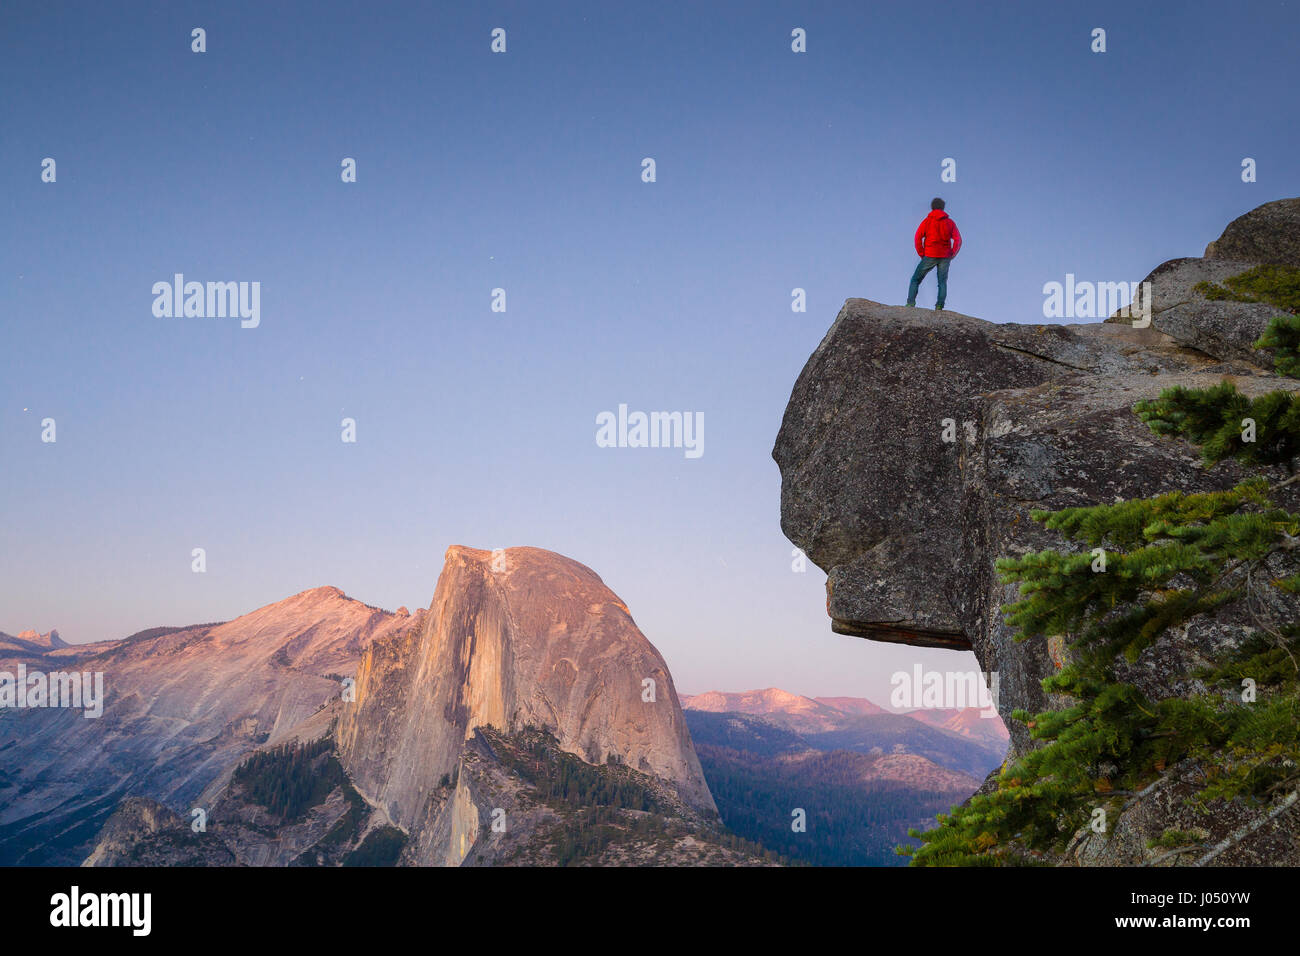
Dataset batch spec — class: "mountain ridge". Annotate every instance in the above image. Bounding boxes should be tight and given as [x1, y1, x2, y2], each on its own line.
[337, 545, 716, 864]
[8, 545, 731, 866]
[0, 584, 414, 865]
[681, 686, 1008, 746]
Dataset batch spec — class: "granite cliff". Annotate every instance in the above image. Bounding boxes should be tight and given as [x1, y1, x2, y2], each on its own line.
[8, 545, 737, 866]
[336, 545, 716, 865]
[773, 197, 1300, 864]
[0, 587, 410, 865]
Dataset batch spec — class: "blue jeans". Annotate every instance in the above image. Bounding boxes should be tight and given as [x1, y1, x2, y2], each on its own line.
[907, 256, 950, 308]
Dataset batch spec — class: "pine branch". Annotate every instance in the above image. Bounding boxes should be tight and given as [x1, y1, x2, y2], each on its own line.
[1121, 776, 1167, 813]
[1192, 790, 1299, 866]
[1143, 844, 1206, 867]
[1272, 473, 1300, 493]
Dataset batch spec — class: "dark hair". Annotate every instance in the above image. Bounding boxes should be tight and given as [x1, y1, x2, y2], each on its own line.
[931, 197, 945, 210]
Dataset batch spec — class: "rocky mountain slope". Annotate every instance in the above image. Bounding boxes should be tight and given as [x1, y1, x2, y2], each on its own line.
[81, 797, 238, 867]
[681, 689, 1003, 865]
[0, 588, 411, 865]
[336, 545, 716, 865]
[84, 733, 401, 868]
[682, 687, 858, 732]
[685, 709, 980, 865]
[0, 629, 67, 657]
[682, 687, 1008, 748]
[683, 688, 1006, 775]
[903, 706, 1010, 747]
[88, 723, 771, 867]
[683, 707, 990, 787]
[773, 197, 1300, 865]
[812, 696, 887, 717]
[11, 545, 746, 866]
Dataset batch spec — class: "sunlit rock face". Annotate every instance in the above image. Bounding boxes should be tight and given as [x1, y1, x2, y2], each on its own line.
[336, 545, 715, 862]
[0, 587, 411, 865]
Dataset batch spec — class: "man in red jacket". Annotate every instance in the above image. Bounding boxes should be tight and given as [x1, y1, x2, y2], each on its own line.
[907, 198, 962, 310]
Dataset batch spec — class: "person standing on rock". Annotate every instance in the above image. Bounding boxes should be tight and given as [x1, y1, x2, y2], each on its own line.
[907, 198, 962, 310]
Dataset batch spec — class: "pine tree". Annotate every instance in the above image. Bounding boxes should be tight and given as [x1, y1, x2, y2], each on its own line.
[1255, 314, 1300, 379]
[906, 314, 1300, 866]
[1134, 383, 1300, 469]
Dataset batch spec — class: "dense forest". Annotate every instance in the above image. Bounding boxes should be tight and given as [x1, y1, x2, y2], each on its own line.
[342, 825, 406, 866]
[494, 726, 660, 813]
[230, 736, 348, 822]
[694, 742, 971, 866]
[486, 726, 781, 866]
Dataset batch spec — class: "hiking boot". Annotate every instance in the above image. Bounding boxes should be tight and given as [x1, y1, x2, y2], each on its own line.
[934, 304, 944, 311]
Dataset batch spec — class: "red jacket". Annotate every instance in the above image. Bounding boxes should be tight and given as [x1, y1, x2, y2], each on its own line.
[915, 209, 962, 258]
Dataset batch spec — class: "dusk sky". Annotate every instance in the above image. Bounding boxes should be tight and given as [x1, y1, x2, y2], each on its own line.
[3, 1, 1298, 703]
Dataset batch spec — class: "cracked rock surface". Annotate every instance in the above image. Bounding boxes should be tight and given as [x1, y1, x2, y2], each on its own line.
[773, 199, 1300, 863]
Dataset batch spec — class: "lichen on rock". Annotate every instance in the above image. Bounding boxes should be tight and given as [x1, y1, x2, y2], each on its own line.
[774, 198, 1300, 864]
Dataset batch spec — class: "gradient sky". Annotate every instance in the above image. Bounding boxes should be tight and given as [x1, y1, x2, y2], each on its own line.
[3, 1, 1298, 704]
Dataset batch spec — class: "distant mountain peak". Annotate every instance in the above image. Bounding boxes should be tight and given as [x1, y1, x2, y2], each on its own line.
[683, 687, 820, 711]
[284, 585, 349, 604]
[213, 585, 387, 638]
[905, 706, 1010, 742]
[3, 628, 67, 652]
[0, 584, 415, 864]
[681, 687, 877, 734]
[337, 544, 714, 864]
[812, 695, 886, 716]
[682, 687, 1007, 743]
[683, 687, 884, 718]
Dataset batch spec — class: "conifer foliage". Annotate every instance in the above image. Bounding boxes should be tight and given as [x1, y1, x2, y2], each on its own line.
[1255, 315, 1300, 379]
[1195, 262, 1300, 376]
[1135, 383, 1300, 469]
[906, 311, 1300, 865]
